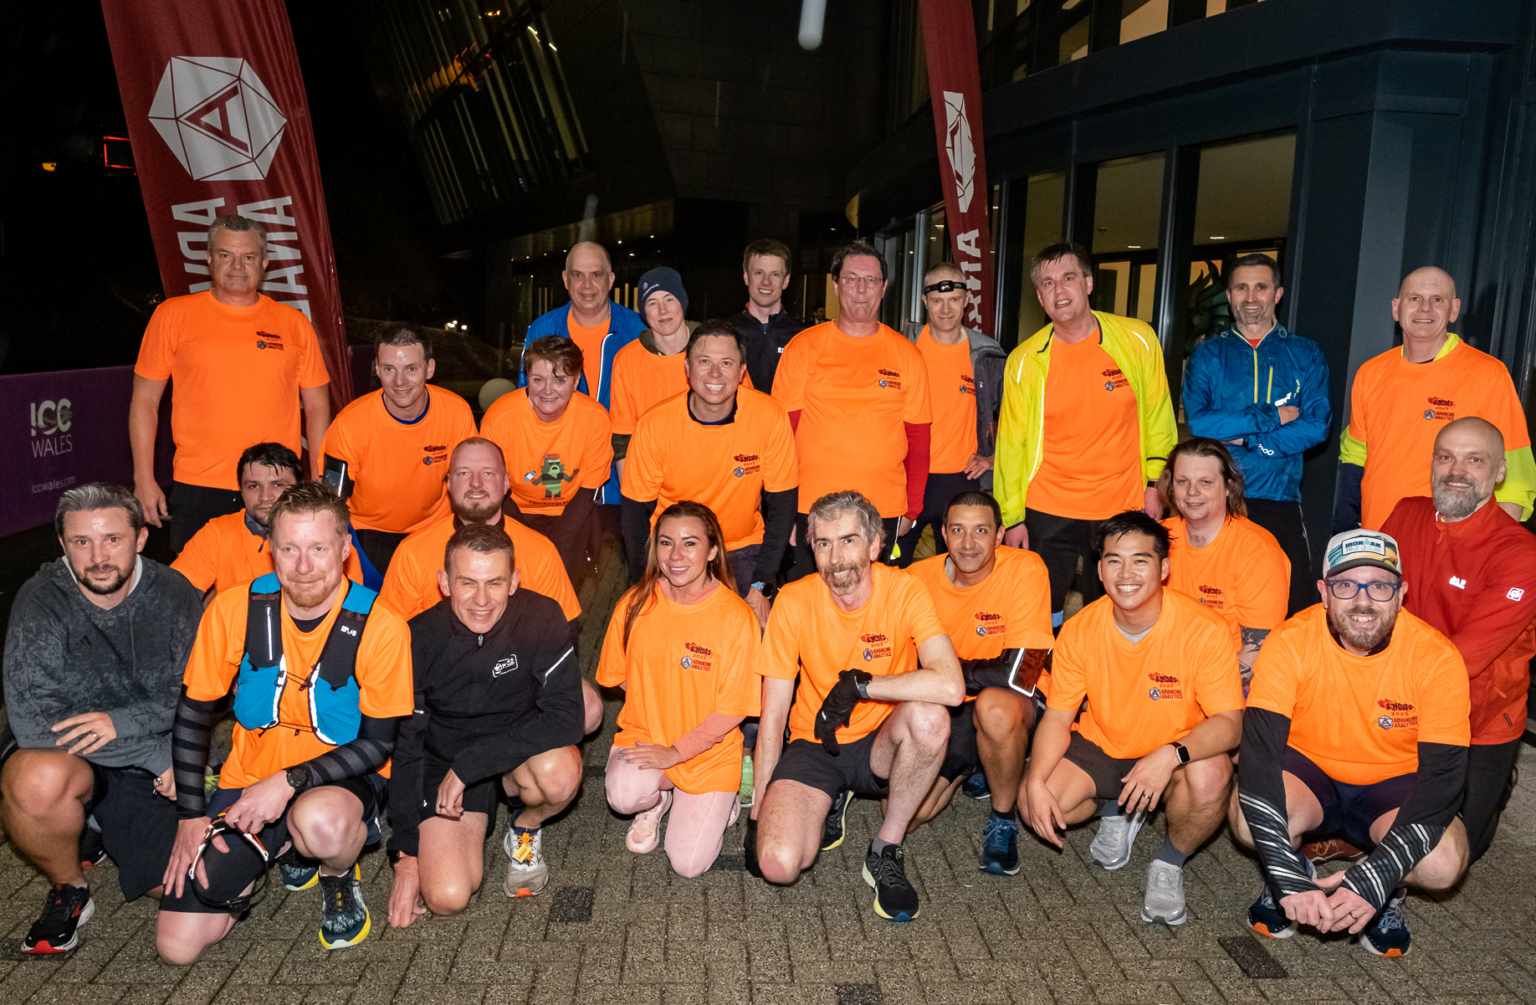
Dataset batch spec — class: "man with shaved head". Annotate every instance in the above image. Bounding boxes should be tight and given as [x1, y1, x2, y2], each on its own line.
[1381, 416, 1536, 862]
[518, 241, 645, 505]
[1335, 266, 1536, 531]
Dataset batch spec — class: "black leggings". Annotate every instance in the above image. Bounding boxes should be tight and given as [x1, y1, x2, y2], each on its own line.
[1463, 738, 1522, 863]
[1023, 509, 1105, 621]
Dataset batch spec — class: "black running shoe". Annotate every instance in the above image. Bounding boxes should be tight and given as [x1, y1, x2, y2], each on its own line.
[21, 883, 94, 954]
[862, 842, 920, 922]
[820, 790, 854, 851]
[78, 825, 107, 869]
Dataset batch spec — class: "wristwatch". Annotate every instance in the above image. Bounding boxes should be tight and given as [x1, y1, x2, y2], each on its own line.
[286, 765, 312, 793]
[751, 580, 777, 602]
[1171, 742, 1191, 765]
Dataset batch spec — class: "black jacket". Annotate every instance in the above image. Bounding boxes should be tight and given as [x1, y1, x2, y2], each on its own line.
[390, 590, 582, 854]
[727, 307, 808, 394]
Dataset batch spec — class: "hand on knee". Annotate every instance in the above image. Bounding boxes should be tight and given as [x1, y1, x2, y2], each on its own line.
[2, 757, 89, 820]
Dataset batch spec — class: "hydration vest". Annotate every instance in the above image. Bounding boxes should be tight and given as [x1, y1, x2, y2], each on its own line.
[232, 573, 377, 745]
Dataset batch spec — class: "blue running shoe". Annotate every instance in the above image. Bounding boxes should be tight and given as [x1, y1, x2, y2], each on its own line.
[281, 851, 319, 892]
[1360, 889, 1410, 958]
[1248, 883, 1298, 939]
[960, 771, 990, 801]
[978, 815, 1020, 876]
[318, 864, 371, 950]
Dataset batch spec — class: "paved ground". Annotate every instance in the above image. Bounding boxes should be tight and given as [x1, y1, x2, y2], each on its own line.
[2, 541, 1536, 1004]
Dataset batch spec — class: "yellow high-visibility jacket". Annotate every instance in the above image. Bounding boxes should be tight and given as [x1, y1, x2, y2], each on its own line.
[996, 311, 1178, 528]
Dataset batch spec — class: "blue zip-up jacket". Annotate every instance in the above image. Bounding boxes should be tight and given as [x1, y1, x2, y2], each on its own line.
[1182, 324, 1331, 503]
[518, 301, 646, 503]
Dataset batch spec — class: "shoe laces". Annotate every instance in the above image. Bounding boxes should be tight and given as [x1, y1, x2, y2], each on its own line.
[320, 874, 358, 918]
[1148, 862, 1182, 894]
[872, 846, 912, 889]
[513, 830, 538, 864]
[982, 815, 1017, 849]
[39, 884, 85, 927]
[1375, 896, 1406, 933]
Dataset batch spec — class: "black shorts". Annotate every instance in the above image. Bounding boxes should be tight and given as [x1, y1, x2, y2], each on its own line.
[770, 733, 889, 801]
[938, 691, 1048, 782]
[0, 737, 175, 902]
[421, 752, 505, 821]
[1284, 747, 1415, 850]
[159, 774, 384, 915]
[1063, 732, 1139, 801]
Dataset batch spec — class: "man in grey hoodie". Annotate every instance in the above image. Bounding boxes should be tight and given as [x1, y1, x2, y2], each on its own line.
[1, 483, 202, 954]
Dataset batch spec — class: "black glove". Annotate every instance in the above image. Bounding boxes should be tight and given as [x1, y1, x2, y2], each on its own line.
[744, 817, 762, 878]
[814, 669, 873, 755]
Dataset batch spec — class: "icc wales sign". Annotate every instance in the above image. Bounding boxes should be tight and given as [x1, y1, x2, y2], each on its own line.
[148, 56, 288, 181]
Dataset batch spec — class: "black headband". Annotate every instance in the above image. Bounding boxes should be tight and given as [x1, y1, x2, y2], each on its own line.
[923, 279, 966, 295]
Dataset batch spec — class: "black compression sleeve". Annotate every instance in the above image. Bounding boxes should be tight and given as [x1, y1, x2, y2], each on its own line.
[1237, 707, 1318, 898]
[1332, 462, 1364, 534]
[295, 715, 400, 787]
[612, 433, 632, 461]
[960, 649, 1024, 694]
[172, 690, 219, 820]
[753, 488, 797, 585]
[1340, 742, 1468, 909]
[620, 494, 657, 583]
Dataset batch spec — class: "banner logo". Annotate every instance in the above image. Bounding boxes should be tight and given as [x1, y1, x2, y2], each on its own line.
[149, 57, 288, 181]
[942, 91, 975, 213]
[30, 400, 72, 437]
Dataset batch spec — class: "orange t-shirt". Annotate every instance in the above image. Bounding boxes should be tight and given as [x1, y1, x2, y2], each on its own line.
[772, 321, 933, 518]
[320, 386, 478, 534]
[1348, 337, 1532, 530]
[567, 314, 610, 395]
[182, 579, 415, 789]
[134, 291, 331, 489]
[908, 546, 1054, 701]
[1048, 590, 1244, 760]
[172, 510, 363, 594]
[1161, 515, 1291, 652]
[608, 338, 754, 436]
[596, 582, 762, 794]
[621, 389, 797, 551]
[762, 563, 947, 745]
[1248, 605, 1470, 784]
[480, 389, 613, 516]
[1026, 336, 1142, 520]
[916, 327, 978, 473]
[377, 514, 579, 622]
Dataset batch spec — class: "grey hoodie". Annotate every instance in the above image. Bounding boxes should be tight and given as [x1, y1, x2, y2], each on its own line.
[3, 556, 202, 775]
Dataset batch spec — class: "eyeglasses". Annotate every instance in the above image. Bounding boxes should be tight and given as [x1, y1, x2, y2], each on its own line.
[1326, 579, 1401, 602]
[838, 275, 883, 289]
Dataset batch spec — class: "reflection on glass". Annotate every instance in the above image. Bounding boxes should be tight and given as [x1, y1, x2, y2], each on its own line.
[1019, 171, 1066, 338]
[1094, 153, 1166, 253]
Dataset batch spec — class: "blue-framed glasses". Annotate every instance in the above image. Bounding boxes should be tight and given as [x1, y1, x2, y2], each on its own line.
[1326, 579, 1401, 602]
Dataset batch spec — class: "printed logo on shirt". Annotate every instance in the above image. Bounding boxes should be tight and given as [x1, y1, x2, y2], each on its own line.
[860, 632, 892, 661]
[680, 641, 714, 672]
[422, 443, 449, 466]
[876, 369, 902, 390]
[1146, 672, 1182, 700]
[492, 655, 519, 677]
[1196, 583, 1225, 610]
[1101, 367, 1129, 392]
[1424, 396, 1455, 421]
[524, 454, 579, 499]
[959, 374, 975, 397]
[732, 453, 761, 478]
[255, 330, 283, 351]
[974, 611, 1005, 637]
[1509, 588, 1525, 601]
[1449, 576, 1467, 590]
[1376, 698, 1417, 729]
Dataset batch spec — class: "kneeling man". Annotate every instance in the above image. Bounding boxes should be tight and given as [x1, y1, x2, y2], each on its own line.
[1232, 529, 1470, 957]
[752, 490, 962, 922]
[387, 523, 583, 925]
[157, 483, 414, 961]
[1025, 511, 1242, 925]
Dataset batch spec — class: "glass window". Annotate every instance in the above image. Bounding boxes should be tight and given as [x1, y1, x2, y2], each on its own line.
[1018, 171, 1066, 338]
[1090, 153, 1165, 323]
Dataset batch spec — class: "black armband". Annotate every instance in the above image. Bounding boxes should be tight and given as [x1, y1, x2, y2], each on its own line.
[172, 689, 220, 820]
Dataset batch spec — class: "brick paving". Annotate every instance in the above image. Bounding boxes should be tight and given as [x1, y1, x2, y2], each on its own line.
[3, 545, 1536, 1004]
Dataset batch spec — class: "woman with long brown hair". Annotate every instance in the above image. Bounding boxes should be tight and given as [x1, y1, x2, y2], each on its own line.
[596, 501, 762, 876]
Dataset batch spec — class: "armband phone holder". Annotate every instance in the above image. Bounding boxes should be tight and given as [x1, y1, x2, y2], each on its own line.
[322, 455, 354, 500]
[1008, 649, 1050, 696]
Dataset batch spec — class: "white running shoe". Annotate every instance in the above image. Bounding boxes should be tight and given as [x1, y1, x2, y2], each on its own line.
[1088, 809, 1146, 871]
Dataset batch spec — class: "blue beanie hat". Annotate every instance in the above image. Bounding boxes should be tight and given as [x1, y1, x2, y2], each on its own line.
[637, 266, 688, 318]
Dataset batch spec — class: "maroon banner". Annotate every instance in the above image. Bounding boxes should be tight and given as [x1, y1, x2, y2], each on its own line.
[918, 0, 995, 339]
[0, 367, 173, 539]
[100, 0, 352, 411]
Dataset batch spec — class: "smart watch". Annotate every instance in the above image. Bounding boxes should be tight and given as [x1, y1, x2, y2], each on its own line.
[286, 766, 313, 793]
[1171, 742, 1191, 765]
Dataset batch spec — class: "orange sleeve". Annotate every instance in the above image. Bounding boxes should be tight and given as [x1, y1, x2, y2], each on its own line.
[319, 409, 355, 466]
[1246, 631, 1301, 719]
[1191, 614, 1246, 716]
[771, 336, 809, 412]
[1234, 532, 1291, 633]
[595, 589, 634, 687]
[1416, 639, 1472, 747]
[712, 607, 763, 717]
[478, 398, 514, 464]
[1045, 621, 1089, 712]
[621, 413, 665, 501]
[580, 401, 615, 491]
[133, 303, 177, 381]
[761, 405, 799, 494]
[355, 606, 416, 719]
[900, 577, 947, 651]
[1346, 366, 1372, 444]
[525, 535, 581, 620]
[901, 340, 933, 424]
[171, 525, 220, 594]
[293, 314, 332, 389]
[1002, 553, 1055, 652]
[183, 589, 245, 701]
[1487, 367, 1533, 449]
[377, 544, 423, 620]
[609, 353, 640, 435]
[760, 592, 803, 681]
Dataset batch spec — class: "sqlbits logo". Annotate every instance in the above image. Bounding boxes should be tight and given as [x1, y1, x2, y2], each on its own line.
[148, 57, 287, 181]
[30, 400, 74, 458]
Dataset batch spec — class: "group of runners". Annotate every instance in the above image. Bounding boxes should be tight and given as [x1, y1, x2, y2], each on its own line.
[2, 213, 1533, 965]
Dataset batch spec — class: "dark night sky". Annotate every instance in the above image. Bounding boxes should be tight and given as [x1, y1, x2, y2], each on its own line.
[0, 0, 448, 376]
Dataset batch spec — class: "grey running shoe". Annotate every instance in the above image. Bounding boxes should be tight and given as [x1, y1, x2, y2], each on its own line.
[504, 825, 550, 898]
[1088, 809, 1146, 870]
[1141, 859, 1187, 925]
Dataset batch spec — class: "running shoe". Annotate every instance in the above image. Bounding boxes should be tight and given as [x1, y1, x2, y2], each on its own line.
[862, 842, 920, 922]
[960, 771, 991, 801]
[978, 814, 1020, 876]
[504, 825, 549, 897]
[78, 824, 107, 869]
[21, 883, 94, 954]
[1141, 860, 1187, 925]
[1247, 883, 1298, 939]
[1088, 809, 1145, 871]
[820, 789, 854, 851]
[626, 790, 672, 854]
[280, 849, 320, 891]
[738, 754, 754, 808]
[317, 865, 370, 950]
[1360, 889, 1411, 958]
[1303, 838, 1366, 867]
